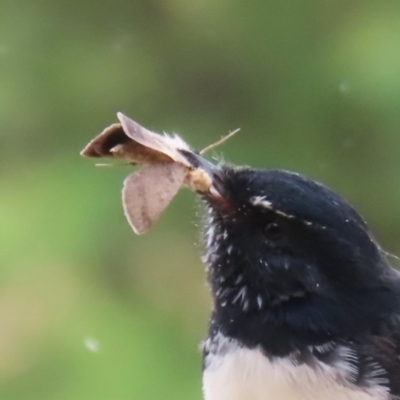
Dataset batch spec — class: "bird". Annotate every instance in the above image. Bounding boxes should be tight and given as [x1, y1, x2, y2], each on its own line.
[196, 165, 400, 400]
[81, 116, 400, 399]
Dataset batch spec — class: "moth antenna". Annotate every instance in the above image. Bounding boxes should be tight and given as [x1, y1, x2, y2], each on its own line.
[200, 128, 240, 155]
[95, 163, 130, 167]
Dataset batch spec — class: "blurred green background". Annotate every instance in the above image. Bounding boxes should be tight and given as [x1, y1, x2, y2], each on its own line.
[1, 0, 400, 399]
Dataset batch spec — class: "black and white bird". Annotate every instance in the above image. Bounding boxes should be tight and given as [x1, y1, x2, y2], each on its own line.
[194, 164, 400, 400]
[81, 115, 400, 400]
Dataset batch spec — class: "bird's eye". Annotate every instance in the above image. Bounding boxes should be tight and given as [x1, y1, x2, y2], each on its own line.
[263, 222, 283, 240]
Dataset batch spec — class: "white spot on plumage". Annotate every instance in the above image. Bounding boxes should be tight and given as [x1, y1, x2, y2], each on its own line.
[206, 226, 215, 248]
[334, 346, 359, 383]
[257, 295, 263, 309]
[232, 286, 247, 305]
[251, 196, 273, 209]
[283, 260, 289, 270]
[311, 342, 336, 354]
[363, 357, 390, 388]
[235, 274, 243, 285]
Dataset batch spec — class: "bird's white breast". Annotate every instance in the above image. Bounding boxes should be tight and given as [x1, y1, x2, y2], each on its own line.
[202, 335, 388, 400]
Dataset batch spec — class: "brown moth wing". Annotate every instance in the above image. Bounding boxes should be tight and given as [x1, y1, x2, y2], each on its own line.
[122, 163, 187, 234]
[80, 123, 127, 158]
[117, 112, 192, 167]
[80, 123, 173, 164]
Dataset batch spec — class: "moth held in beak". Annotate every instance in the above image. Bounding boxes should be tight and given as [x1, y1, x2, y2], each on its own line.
[80, 112, 237, 234]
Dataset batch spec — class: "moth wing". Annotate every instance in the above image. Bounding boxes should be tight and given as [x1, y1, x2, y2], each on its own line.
[122, 163, 187, 234]
[117, 112, 192, 166]
[80, 123, 126, 158]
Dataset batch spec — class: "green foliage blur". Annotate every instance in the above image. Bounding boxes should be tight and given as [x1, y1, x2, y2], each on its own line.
[1, 0, 400, 398]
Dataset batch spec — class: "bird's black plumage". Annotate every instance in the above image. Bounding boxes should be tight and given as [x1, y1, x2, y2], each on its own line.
[201, 167, 400, 398]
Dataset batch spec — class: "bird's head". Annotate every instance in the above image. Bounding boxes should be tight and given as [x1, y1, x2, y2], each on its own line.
[201, 167, 400, 354]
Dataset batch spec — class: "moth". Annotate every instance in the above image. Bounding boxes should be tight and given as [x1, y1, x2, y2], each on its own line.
[80, 112, 238, 234]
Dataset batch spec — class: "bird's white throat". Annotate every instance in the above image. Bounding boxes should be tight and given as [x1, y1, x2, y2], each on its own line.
[202, 333, 388, 400]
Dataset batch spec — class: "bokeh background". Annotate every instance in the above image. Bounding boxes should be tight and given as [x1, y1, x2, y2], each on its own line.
[1, 1, 400, 399]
